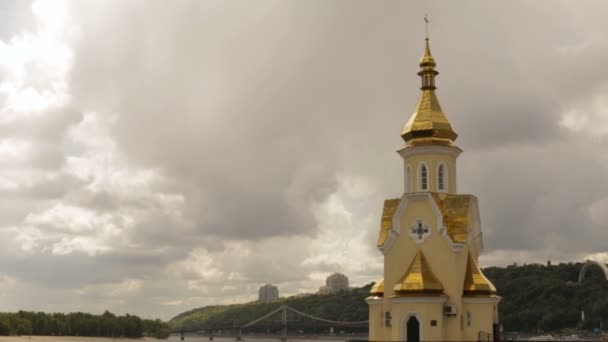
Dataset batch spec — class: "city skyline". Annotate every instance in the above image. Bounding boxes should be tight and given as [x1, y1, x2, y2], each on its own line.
[0, 0, 607, 321]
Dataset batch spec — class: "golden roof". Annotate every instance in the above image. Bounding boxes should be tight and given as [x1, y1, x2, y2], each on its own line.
[463, 251, 497, 295]
[393, 249, 444, 294]
[431, 193, 472, 244]
[369, 277, 384, 296]
[377, 194, 472, 247]
[401, 39, 458, 147]
[377, 198, 401, 247]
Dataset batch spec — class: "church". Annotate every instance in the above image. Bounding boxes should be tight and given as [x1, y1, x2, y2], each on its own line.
[366, 34, 501, 342]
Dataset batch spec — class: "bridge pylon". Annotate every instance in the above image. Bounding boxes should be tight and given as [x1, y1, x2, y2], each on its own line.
[281, 305, 287, 341]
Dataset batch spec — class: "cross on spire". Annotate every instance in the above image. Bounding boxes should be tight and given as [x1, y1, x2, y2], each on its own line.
[424, 14, 429, 40]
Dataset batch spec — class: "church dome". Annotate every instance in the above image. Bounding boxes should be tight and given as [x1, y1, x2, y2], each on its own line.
[401, 38, 458, 147]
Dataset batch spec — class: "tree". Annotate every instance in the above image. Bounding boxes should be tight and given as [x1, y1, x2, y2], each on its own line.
[0, 315, 10, 336]
[15, 318, 32, 336]
[0, 311, 166, 339]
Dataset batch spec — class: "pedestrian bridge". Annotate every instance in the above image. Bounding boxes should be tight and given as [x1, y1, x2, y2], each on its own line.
[181, 305, 368, 340]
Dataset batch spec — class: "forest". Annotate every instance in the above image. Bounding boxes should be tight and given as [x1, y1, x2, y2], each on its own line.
[485, 261, 608, 333]
[0, 310, 171, 339]
[170, 261, 608, 334]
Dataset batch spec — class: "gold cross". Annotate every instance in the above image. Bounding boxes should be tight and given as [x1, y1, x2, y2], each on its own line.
[424, 14, 429, 39]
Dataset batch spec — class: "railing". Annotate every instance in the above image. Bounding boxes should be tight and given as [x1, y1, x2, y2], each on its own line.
[285, 306, 368, 325]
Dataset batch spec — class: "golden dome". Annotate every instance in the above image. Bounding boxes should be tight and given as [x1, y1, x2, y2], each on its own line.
[419, 38, 436, 69]
[401, 38, 458, 147]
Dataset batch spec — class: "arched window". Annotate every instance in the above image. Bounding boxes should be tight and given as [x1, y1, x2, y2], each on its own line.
[437, 163, 446, 192]
[420, 164, 428, 191]
[406, 166, 411, 192]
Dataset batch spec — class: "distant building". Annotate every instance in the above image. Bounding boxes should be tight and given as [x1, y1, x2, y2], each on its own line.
[258, 283, 279, 303]
[326, 272, 350, 292]
[317, 273, 350, 294]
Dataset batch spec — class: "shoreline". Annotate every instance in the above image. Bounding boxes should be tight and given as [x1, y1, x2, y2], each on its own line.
[0, 337, 155, 342]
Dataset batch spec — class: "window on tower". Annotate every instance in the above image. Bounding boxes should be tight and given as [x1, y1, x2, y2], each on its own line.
[420, 164, 428, 191]
[438, 164, 446, 191]
[406, 166, 411, 192]
[384, 311, 392, 327]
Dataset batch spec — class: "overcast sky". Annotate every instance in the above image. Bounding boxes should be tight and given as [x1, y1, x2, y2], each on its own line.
[1, 0, 608, 320]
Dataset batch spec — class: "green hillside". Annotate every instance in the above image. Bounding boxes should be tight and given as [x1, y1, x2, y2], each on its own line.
[170, 262, 608, 333]
[484, 262, 608, 333]
[169, 284, 372, 332]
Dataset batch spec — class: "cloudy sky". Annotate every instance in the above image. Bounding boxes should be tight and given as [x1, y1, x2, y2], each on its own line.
[1, 0, 608, 320]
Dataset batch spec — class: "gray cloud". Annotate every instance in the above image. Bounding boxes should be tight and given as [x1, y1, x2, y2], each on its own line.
[0, 0, 607, 320]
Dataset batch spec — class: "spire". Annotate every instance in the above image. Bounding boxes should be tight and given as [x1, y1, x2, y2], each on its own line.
[369, 277, 384, 297]
[463, 251, 497, 295]
[419, 15, 437, 89]
[418, 38, 437, 90]
[401, 16, 458, 147]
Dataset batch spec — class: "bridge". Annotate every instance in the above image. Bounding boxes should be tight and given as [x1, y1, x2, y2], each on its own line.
[567, 259, 608, 286]
[180, 305, 369, 341]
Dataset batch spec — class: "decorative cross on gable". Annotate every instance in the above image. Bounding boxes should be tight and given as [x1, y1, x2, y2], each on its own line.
[409, 219, 431, 244]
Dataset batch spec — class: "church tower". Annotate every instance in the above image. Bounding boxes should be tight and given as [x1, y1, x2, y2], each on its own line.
[367, 27, 500, 342]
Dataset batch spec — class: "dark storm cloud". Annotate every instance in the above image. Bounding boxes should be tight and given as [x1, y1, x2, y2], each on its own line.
[68, 1, 376, 242]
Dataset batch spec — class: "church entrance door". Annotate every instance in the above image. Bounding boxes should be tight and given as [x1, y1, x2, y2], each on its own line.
[406, 316, 420, 342]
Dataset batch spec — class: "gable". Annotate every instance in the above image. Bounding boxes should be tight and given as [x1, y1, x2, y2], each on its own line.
[377, 198, 401, 247]
[430, 193, 475, 244]
[377, 192, 481, 255]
